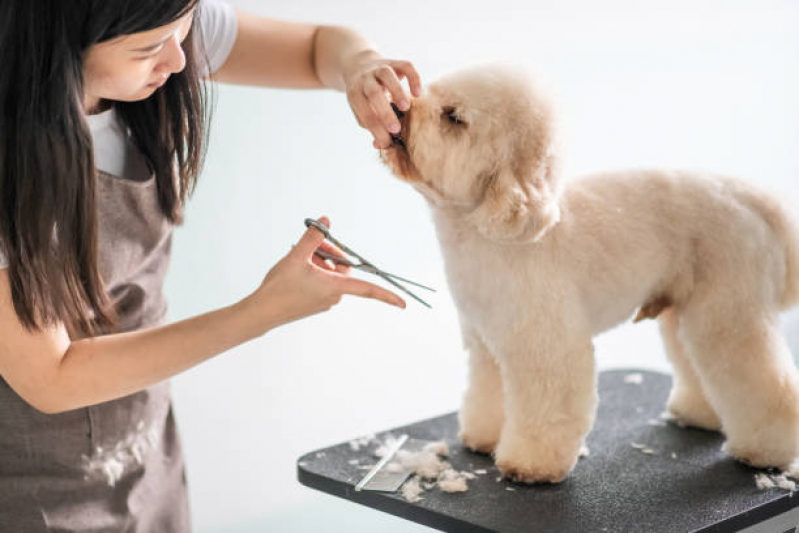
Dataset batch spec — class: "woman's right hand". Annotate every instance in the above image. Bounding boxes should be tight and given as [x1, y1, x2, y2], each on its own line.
[245, 216, 406, 331]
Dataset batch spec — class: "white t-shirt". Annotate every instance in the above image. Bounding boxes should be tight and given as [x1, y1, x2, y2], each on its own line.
[0, 0, 238, 269]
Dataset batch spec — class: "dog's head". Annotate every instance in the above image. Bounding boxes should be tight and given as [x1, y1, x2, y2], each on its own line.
[381, 65, 561, 243]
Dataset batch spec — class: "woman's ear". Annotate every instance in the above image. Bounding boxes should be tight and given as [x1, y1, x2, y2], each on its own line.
[468, 144, 561, 243]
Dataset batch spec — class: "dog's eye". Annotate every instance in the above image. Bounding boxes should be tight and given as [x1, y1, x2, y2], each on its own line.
[442, 107, 465, 126]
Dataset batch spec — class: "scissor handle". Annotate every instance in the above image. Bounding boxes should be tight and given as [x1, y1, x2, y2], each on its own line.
[305, 218, 358, 260]
[304, 218, 331, 239]
[313, 249, 356, 268]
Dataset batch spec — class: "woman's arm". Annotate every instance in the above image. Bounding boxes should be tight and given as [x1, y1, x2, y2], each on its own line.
[0, 219, 404, 414]
[210, 13, 321, 88]
[211, 12, 422, 149]
[0, 270, 269, 414]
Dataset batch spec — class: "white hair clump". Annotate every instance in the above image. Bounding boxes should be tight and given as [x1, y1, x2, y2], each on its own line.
[754, 470, 797, 491]
[371, 437, 480, 502]
[81, 421, 158, 487]
[624, 373, 644, 385]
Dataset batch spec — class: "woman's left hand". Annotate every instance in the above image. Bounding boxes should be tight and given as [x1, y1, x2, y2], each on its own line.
[342, 52, 422, 149]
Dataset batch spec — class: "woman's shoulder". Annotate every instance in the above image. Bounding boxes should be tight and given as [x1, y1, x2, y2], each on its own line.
[196, 0, 238, 76]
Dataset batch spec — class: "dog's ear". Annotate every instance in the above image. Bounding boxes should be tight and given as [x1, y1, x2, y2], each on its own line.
[468, 141, 561, 244]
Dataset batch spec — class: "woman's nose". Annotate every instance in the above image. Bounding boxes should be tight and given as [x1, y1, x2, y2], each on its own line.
[160, 34, 186, 74]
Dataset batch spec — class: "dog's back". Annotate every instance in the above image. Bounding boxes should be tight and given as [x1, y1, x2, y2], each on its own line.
[557, 169, 797, 320]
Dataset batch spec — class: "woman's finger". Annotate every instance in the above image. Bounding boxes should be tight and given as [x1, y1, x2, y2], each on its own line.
[318, 241, 351, 275]
[350, 88, 390, 148]
[338, 277, 406, 308]
[311, 252, 336, 271]
[362, 77, 396, 146]
[374, 65, 410, 112]
[317, 240, 344, 259]
[390, 60, 422, 98]
[347, 87, 370, 128]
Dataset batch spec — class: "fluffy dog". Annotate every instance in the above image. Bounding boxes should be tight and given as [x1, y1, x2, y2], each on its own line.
[380, 65, 799, 483]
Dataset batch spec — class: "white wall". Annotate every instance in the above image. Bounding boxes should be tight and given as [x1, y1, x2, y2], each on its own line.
[164, 1, 799, 531]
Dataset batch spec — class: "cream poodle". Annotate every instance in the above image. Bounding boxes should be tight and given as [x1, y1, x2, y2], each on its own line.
[380, 64, 799, 484]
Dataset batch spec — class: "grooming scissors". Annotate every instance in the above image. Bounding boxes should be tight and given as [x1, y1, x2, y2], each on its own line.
[304, 218, 435, 308]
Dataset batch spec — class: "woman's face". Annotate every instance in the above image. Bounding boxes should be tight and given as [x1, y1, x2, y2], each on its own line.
[82, 9, 195, 113]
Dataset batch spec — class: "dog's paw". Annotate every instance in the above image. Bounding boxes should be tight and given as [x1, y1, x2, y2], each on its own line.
[493, 431, 579, 485]
[495, 458, 571, 484]
[723, 426, 799, 470]
[721, 406, 799, 470]
[459, 432, 497, 455]
[724, 441, 799, 471]
[724, 444, 778, 470]
[458, 409, 503, 455]
[666, 394, 722, 432]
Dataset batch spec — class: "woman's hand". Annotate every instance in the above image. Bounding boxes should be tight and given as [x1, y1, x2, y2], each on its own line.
[342, 51, 422, 150]
[246, 216, 406, 331]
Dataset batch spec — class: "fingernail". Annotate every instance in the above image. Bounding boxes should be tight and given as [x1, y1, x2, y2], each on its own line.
[389, 123, 400, 134]
[399, 100, 410, 111]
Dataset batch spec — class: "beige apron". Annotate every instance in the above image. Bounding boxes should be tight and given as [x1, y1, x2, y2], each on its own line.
[0, 170, 190, 532]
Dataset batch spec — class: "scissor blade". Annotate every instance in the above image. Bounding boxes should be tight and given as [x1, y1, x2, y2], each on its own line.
[321, 234, 375, 271]
[355, 265, 434, 292]
[375, 272, 432, 309]
[378, 272, 436, 293]
[315, 251, 386, 276]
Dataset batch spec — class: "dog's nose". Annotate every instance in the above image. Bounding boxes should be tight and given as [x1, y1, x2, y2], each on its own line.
[391, 102, 405, 120]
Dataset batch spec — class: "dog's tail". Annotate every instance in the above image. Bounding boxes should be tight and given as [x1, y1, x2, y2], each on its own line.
[779, 212, 799, 309]
[731, 179, 799, 309]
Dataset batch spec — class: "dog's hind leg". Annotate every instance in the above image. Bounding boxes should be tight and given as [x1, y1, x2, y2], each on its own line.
[458, 330, 505, 455]
[659, 308, 722, 431]
[493, 335, 597, 484]
[680, 301, 799, 470]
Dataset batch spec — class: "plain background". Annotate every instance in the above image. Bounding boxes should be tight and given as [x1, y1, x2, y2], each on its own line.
[163, 1, 799, 531]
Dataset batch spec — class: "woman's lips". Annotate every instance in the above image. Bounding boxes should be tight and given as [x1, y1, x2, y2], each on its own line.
[147, 75, 169, 88]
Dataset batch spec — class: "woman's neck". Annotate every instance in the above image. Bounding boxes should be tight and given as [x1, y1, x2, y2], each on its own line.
[84, 94, 112, 115]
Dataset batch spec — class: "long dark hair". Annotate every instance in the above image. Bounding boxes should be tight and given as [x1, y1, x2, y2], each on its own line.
[0, 0, 209, 337]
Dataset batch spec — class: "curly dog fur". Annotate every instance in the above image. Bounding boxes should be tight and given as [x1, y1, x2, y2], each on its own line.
[380, 64, 799, 483]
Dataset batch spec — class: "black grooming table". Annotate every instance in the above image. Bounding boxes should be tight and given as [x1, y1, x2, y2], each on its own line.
[297, 370, 799, 532]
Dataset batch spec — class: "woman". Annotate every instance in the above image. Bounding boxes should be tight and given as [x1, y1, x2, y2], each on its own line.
[0, 0, 419, 530]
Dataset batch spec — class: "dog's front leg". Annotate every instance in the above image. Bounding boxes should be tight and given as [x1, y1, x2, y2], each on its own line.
[494, 337, 597, 484]
[458, 329, 505, 454]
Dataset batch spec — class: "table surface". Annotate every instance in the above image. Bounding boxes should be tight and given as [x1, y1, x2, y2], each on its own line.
[297, 369, 798, 533]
